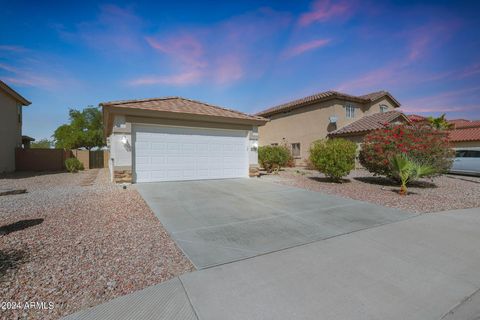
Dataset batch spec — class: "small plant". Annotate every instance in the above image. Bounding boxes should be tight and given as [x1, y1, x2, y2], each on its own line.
[309, 138, 357, 182]
[389, 154, 436, 195]
[258, 145, 290, 173]
[65, 158, 84, 173]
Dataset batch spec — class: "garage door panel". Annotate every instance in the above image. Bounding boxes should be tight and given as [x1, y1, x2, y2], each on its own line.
[134, 124, 248, 182]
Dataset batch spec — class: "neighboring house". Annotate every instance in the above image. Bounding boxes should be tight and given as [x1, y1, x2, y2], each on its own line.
[408, 115, 480, 149]
[101, 97, 267, 183]
[256, 90, 401, 165]
[447, 119, 480, 149]
[0, 80, 31, 173]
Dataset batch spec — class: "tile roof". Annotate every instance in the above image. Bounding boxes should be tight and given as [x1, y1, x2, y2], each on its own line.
[256, 90, 400, 117]
[449, 119, 480, 129]
[328, 111, 409, 137]
[407, 114, 427, 122]
[449, 127, 480, 142]
[101, 97, 267, 122]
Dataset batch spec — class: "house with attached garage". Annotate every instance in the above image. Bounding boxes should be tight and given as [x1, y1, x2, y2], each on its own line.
[0, 80, 32, 173]
[101, 97, 268, 183]
[256, 90, 402, 165]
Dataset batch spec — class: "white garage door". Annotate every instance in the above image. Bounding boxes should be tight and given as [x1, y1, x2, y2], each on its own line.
[133, 124, 249, 183]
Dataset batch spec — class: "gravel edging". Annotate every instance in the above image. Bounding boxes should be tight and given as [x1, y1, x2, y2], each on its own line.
[0, 169, 194, 320]
[263, 168, 480, 213]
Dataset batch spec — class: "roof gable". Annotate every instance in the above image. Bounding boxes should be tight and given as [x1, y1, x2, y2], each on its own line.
[328, 111, 410, 137]
[101, 97, 266, 122]
[256, 90, 400, 117]
[0, 80, 31, 106]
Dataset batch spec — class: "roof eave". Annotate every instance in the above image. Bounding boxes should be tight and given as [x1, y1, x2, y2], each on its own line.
[0, 81, 31, 106]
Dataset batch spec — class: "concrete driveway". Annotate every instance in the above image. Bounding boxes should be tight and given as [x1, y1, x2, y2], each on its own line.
[136, 178, 414, 269]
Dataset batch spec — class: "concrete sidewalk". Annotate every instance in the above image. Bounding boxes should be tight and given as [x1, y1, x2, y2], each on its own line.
[65, 208, 480, 320]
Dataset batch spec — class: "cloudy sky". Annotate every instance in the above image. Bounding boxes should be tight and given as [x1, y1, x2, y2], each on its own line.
[1, 0, 479, 140]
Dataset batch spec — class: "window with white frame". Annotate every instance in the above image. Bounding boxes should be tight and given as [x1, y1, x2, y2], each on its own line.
[380, 105, 388, 113]
[345, 104, 355, 118]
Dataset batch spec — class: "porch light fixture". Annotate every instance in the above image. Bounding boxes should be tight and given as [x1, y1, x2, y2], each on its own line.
[121, 136, 128, 144]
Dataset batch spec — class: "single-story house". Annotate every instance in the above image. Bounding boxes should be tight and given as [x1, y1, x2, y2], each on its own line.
[408, 115, 480, 149]
[256, 90, 401, 165]
[101, 97, 268, 183]
[447, 119, 480, 149]
[0, 80, 31, 173]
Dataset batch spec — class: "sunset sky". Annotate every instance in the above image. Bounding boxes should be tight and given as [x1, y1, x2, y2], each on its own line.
[1, 0, 479, 140]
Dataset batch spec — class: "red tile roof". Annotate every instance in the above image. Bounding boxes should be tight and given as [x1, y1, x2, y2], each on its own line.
[407, 114, 427, 122]
[328, 111, 409, 137]
[256, 90, 400, 117]
[449, 127, 480, 142]
[101, 97, 267, 122]
[449, 119, 480, 129]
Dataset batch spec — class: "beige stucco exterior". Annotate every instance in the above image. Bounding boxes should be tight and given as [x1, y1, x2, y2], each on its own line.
[258, 96, 398, 165]
[453, 141, 480, 149]
[0, 90, 24, 172]
[103, 106, 263, 183]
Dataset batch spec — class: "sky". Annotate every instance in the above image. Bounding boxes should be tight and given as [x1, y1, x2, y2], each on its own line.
[1, 0, 480, 140]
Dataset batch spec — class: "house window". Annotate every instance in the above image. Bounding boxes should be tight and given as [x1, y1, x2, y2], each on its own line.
[271, 143, 278, 146]
[345, 104, 355, 118]
[380, 105, 388, 113]
[291, 143, 301, 158]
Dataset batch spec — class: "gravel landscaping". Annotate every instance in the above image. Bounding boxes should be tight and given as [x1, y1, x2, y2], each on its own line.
[262, 168, 480, 213]
[0, 169, 194, 320]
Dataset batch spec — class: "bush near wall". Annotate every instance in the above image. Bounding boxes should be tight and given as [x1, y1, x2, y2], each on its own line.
[309, 138, 357, 182]
[359, 124, 454, 178]
[258, 145, 291, 173]
[65, 158, 84, 173]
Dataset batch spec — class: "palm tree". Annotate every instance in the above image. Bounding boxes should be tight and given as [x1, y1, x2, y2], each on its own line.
[390, 154, 436, 195]
[427, 114, 454, 130]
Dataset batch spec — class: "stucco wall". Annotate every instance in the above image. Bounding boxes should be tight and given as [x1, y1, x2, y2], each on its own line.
[453, 141, 480, 149]
[258, 97, 396, 165]
[108, 115, 259, 181]
[0, 90, 22, 172]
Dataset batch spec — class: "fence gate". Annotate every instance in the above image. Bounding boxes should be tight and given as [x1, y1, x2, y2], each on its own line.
[89, 151, 105, 169]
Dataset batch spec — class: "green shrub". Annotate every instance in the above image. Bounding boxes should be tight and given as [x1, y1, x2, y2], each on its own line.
[309, 138, 357, 182]
[359, 124, 454, 178]
[258, 145, 291, 173]
[65, 158, 84, 173]
[390, 153, 436, 195]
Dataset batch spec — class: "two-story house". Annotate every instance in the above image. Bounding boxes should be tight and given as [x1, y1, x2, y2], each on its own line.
[0, 80, 31, 173]
[256, 90, 402, 165]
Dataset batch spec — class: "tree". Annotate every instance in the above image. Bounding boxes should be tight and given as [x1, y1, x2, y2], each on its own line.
[309, 138, 357, 182]
[31, 138, 52, 149]
[427, 114, 454, 130]
[53, 107, 104, 150]
[390, 154, 436, 195]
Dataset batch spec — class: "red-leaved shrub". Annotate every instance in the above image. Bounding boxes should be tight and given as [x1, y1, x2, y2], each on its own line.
[359, 124, 454, 178]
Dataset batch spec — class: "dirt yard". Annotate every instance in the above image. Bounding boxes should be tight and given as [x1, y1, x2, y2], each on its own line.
[0, 169, 194, 320]
[262, 168, 480, 213]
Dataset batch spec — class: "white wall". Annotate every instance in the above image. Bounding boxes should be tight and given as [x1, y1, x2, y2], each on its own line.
[110, 133, 132, 167]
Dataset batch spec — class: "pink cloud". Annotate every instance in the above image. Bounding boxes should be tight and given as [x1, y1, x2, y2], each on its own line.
[0, 63, 59, 89]
[130, 7, 290, 87]
[128, 70, 203, 86]
[0, 45, 28, 53]
[299, 0, 353, 26]
[283, 38, 331, 58]
[401, 86, 480, 114]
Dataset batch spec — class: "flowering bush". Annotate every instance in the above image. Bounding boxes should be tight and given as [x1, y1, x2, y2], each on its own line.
[359, 124, 454, 178]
